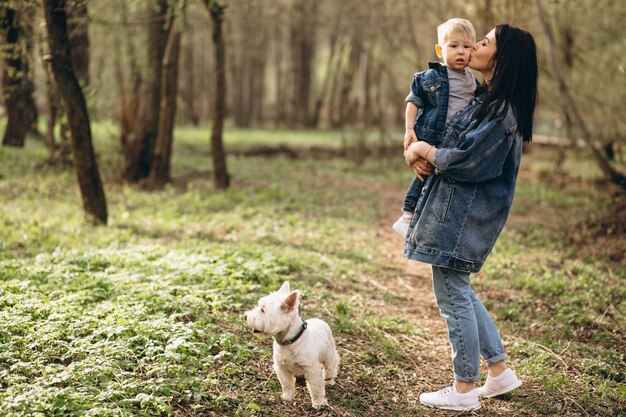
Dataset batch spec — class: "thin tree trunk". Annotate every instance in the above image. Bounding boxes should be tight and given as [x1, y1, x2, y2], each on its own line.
[289, 1, 317, 128]
[206, 1, 229, 189]
[42, 0, 107, 224]
[354, 48, 368, 165]
[67, 0, 89, 86]
[1, 2, 37, 147]
[116, 5, 142, 152]
[274, 22, 286, 126]
[534, 0, 626, 188]
[149, 24, 181, 187]
[122, 0, 170, 182]
[310, 9, 342, 129]
[182, 32, 199, 126]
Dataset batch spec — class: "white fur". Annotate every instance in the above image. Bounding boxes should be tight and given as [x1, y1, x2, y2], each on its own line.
[244, 281, 339, 409]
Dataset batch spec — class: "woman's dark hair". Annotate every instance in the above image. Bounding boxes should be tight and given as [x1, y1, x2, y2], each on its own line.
[474, 24, 538, 142]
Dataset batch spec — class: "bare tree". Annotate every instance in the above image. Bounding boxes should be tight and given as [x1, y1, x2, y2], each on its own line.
[534, 0, 626, 189]
[42, 0, 108, 224]
[1, 0, 38, 147]
[149, 22, 181, 187]
[67, 0, 88, 85]
[289, 0, 317, 127]
[204, 0, 229, 189]
[122, 0, 170, 182]
[115, 2, 142, 152]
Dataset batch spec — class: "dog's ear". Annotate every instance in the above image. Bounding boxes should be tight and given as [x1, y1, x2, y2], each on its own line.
[281, 290, 300, 313]
[278, 281, 290, 294]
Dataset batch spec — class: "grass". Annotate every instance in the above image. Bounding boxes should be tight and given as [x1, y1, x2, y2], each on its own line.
[1, 124, 625, 416]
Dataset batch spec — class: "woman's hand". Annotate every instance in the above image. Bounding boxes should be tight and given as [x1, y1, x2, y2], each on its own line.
[411, 159, 434, 181]
[405, 141, 434, 181]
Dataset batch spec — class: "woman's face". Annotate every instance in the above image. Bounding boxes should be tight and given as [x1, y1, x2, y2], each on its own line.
[469, 29, 497, 76]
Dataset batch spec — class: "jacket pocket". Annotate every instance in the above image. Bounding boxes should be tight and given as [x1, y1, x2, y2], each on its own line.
[421, 80, 443, 107]
[437, 184, 455, 224]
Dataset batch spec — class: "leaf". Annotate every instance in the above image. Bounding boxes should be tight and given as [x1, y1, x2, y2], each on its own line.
[246, 402, 261, 411]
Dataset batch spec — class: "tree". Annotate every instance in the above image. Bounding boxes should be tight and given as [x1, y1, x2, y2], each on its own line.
[149, 21, 181, 187]
[289, 0, 317, 127]
[534, 0, 626, 189]
[0, 0, 38, 147]
[204, 0, 229, 189]
[67, 0, 89, 86]
[122, 0, 170, 182]
[42, 0, 108, 224]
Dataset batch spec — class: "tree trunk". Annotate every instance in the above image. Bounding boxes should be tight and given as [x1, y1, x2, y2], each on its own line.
[310, 11, 342, 128]
[206, 1, 229, 189]
[181, 32, 199, 126]
[67, 0, 89, 86]
[149, 24, 181, 187]
[354, 48, 368, 165]
[116, 5, 142, 152]
[122, 0, 170, 182]
[1, 2, 38, 147]
[274, 22, 287, 126]
[534, 0, 626, 189]
[289, 1, 317, 128]
[42, 0, 108, 224]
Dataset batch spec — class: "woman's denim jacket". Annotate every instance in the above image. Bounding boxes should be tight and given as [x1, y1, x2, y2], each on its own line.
[406, 61, 465, 144]
[403, 95, 523, 273]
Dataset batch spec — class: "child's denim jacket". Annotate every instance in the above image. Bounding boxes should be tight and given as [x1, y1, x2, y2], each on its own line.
[406, 61, 474, 144]
[403, 95, 523, 273]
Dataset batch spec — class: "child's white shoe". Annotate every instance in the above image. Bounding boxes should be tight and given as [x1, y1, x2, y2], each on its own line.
[477, 368, 522, 398]
[419, 385, 481, 411]
[392, 213, 412, 237]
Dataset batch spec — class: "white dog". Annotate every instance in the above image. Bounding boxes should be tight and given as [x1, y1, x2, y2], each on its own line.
[244, 281, 339, 409]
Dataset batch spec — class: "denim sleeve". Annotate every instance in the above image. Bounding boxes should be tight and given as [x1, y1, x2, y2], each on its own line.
[405, 72, 425, 108]
[434, 117, 514, 183]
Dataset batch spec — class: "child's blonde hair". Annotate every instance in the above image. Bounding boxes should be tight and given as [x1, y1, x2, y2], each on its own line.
[437, 18, 476, 45]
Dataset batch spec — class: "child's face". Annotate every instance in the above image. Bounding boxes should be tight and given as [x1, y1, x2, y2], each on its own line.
[436, 35, 474, 71]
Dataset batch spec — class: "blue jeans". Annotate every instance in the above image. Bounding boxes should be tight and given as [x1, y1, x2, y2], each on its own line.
[402, 176, 424, 213]
[431, 265, 508, 381]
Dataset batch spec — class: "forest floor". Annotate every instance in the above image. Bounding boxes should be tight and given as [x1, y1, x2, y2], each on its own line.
[0, 127, 624, 416]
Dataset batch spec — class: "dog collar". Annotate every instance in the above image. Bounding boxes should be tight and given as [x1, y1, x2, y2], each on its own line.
[275, 319, 307, 346]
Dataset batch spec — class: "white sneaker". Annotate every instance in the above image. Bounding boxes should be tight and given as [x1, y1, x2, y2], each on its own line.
[477, 368, 522, 398]
[419, 385, 481, 411]
[392, 213, 412, 237]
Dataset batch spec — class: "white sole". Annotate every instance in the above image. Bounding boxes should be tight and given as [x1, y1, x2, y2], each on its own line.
[420, 400, 481, 411]
[478, 379, 522, 398]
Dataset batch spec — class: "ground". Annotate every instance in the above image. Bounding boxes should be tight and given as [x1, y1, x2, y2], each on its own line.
[1, 132, 624, 416]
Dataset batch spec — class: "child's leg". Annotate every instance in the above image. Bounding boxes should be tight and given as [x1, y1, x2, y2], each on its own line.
[393, 177, 424, 237]
[402, 176, 424, 213]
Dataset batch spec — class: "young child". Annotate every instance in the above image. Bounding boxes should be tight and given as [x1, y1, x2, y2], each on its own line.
[393, 18, 478, 237]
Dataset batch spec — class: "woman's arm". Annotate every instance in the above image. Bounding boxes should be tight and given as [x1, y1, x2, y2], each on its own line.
[405, 116, 516, 183]
[434, 117, 515, 183]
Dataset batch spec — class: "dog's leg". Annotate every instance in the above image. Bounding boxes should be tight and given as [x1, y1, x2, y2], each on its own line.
[274, 364, 296, 402]
[304, 366, 327, 409]
[323, 348, 339, 386]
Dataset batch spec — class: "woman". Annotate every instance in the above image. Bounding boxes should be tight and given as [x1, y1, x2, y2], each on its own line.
[403, 24, 538, 411]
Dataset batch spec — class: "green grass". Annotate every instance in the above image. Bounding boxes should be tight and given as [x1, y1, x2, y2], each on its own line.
[1, 123, 624, 416]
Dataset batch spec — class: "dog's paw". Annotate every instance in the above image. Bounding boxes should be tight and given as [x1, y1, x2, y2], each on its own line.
[325, 378, 335, 386]
[281, 392, 295, 402]
[312, 399, 328, 409]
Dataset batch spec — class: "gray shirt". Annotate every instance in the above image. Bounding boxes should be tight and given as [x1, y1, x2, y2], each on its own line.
[446, 67, 476, 124]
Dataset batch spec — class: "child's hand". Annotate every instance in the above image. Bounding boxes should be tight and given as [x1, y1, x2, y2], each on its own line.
[403, 129, 418, 151]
